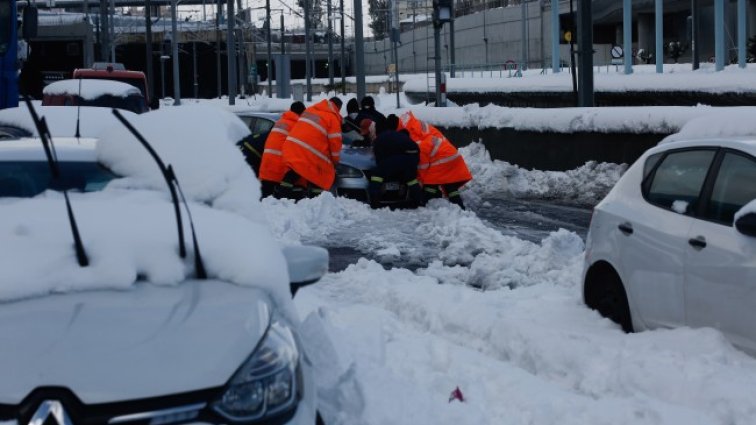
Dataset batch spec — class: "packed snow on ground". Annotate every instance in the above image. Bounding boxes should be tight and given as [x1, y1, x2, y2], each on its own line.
[43, 79, 142, 99]
[662, 109, 756, 143]
[403, 64, 756, 94]
[0, 106, 138, 138]
[260, 192, 756, 425]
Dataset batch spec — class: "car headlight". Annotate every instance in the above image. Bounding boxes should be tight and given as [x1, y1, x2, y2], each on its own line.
[336, 163, 364, 178]
[212, 319, 301, 422]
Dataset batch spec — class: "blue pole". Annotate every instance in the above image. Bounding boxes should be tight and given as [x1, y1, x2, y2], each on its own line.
[551, 0, 560, 73]
[715, 0, 725, 71]
[739, 0, 746, 69]
[655, 0, 662, 73]
[623, 0, 632, 74]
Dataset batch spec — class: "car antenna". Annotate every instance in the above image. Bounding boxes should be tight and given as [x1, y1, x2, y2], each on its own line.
[22, 96, 89, 267]
[111, 109, 207, 279]
[74, 77, 82, 139]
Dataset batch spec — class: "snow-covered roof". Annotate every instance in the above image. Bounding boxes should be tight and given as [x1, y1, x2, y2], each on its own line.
[43, 79, 142, 100]
[661, 110, 756, 148]
[0, 106, 138, 139]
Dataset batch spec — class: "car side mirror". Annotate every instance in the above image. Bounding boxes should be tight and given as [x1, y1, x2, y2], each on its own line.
[283, 245, 328, 297]
[735, 212, 756, 238]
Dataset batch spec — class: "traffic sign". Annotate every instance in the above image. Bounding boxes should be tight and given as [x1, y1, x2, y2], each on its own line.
[611, 45, 624, 59]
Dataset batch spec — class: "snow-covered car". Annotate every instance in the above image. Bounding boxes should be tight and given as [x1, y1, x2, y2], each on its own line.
[42, 79, 149, 114]
[0, 105, 328, 424]
[0, 105, 139, 140]
[583, 137, 756, 352]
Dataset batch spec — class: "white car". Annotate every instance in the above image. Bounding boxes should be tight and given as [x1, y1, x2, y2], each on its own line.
[0, 106, 328, 424]
[583, 137, 756, 352]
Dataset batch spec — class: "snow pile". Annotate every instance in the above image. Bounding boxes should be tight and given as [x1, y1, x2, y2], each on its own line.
[97, 105, 261, 219]
[662, 109, 756, 143]
[0, 190, 289, 306]
[43, 79, 142, 100]
[263, 194, 584, 288]
[297, 258, 756, 425]
[0, 106, 139, 138]
[461, 142, 626, 204]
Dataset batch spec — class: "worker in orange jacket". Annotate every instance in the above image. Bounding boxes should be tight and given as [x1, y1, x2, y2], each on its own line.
[259, 101, 306, 198]
[397, 111, 472, 209]
[279, 97, 343, 198]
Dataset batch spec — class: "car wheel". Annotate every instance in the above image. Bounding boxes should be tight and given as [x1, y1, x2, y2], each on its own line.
[585, 267, 634, 333]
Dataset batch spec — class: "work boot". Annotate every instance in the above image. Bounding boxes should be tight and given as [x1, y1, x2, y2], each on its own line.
[406, 178, 424, 208]
[368, 175, 384, 208]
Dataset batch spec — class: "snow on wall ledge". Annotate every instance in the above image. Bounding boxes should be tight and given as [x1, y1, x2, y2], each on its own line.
[399, 104, 756, 134]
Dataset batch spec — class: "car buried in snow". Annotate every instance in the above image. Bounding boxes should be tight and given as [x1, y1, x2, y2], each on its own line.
[0, 105, 328, 425]
[234, 111, 412, 206]
[583, 137, 756, 353]
[42, 79, 149, 114]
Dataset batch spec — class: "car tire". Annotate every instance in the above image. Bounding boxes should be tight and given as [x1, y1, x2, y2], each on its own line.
[585, 268, 634, 333]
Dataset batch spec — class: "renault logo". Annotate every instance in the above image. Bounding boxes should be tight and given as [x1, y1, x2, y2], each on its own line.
[28, 400, 73, 425]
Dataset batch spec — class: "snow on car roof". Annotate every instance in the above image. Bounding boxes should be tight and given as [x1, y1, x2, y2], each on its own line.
[97, 104, 258, 217]
[660, 110, 756, 155]
[0, 106, 138, 139]
[43, 79, 142, 100]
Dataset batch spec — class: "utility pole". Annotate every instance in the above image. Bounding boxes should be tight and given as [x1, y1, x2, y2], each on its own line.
[623, 0, 632, 74]
[340, 0, 346, 94]
[109, 0, 116, 61]
[691, 0, 700, 70]
[551, 0, 559, 73]
[715, 0, 725, 71]
[433, 0, 451, 106]
[449, 4, 455, 77]
[577, 0, 593, 107]
[227, 0, 237, 104]
[145, 0, 155, 100]
[193, 42, 199, 98]
[216, 0, 222, 98]
[655, 0, 662, 73]
[304, 0, 312, 101]
[327, 0, 335, 88]
[521, 0, 528, 70]
[738, 0, 746, 69]
[171, 0, 181, 105]
[99, 1, 108, 61]
[266, 0, 273, 97]
[391, 0, 400, 108]
[355, 0, 366, 100]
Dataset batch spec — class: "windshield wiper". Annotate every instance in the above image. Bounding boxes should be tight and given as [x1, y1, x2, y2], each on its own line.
[22, 96, 89, 267]
[111, 109, 207, 279]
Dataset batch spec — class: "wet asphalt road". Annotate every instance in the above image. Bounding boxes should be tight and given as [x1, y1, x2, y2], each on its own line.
[327, 197, 593, 272]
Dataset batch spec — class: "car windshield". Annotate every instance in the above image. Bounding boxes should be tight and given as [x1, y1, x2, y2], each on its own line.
[0, 161, 117, 197]
[78, 94, 148, 114]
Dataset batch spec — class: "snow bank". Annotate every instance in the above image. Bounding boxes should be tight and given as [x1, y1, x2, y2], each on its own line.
[0, 190, 289, 307]
[662, 109, 756, 143]
[297, 258, 756, 425]
[0, 106, 138, 138]
[403, 65, 756, 94]
[43, 79, 142, 100]
[461, 143, 626, 204]
[97, 104, 261, 219]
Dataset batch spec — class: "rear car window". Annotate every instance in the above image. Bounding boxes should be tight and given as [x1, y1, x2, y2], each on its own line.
[0, 161, 116, 197]
[704, 152, 756, 225]
[645, 149, 715, 214]
[254, 118, 274, 134]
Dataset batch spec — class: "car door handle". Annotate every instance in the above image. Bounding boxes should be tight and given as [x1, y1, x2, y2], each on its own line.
[688, 236, 707, 250]
[618, 222, 634, 236]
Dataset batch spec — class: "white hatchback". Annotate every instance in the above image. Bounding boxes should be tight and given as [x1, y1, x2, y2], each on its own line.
[583, 138, 756, 352]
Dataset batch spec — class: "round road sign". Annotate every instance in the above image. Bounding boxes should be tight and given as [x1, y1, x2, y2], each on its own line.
[611, 45, 624, 59]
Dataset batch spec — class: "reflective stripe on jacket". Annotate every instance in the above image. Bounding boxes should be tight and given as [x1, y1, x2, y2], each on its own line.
[282, 100, 343, 190]
[259, 110, 300, 183]
[398, 111, 472, 186]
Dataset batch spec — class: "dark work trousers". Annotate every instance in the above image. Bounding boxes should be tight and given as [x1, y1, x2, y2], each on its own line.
[276, 170, 323, 200]
[424, 181, 466, 209]
[369, 155, 423, 208]
[260, 180, 277, 199]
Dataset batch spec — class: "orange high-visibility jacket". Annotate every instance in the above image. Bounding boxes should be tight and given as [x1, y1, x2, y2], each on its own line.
[282, 100, 343, 190]
[259, 110, 300, 183]
[398, 111, 472, 186]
